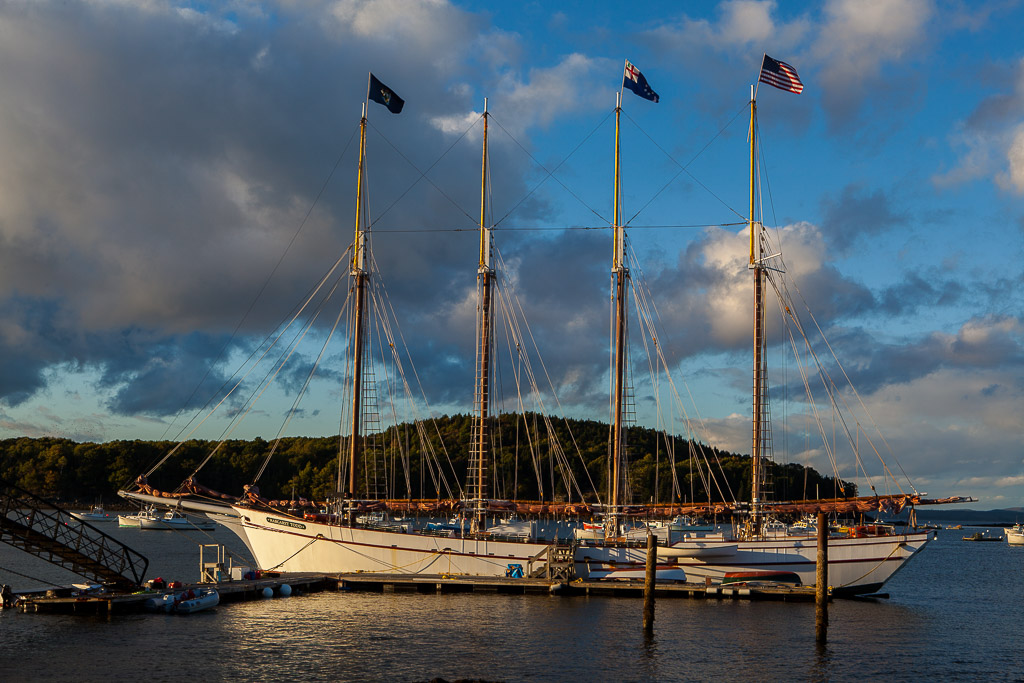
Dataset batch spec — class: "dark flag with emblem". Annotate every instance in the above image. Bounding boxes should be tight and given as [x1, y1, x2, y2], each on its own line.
[758, 55, 803, 94]
[368, 73, 405, 113]
[622, 60, 659, 103]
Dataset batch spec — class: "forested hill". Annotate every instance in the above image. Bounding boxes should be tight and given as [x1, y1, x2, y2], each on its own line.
[0, 413, 855, 506]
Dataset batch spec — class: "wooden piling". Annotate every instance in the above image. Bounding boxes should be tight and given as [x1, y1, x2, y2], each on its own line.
[643, 531, 656, 633]
[815, 511, 828, 642]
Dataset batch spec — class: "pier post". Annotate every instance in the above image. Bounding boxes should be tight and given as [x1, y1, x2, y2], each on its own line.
[815, 511, 828, 642]
[643, 531, 656, 633]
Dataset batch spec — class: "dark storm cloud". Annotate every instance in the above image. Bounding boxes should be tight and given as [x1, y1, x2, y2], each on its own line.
[778, 315, 1023, 399]
[820, 184, 906, 254]
[98, 331, 240, 416]
[877, 273, 967, 316]
[0, 1, 618, 420]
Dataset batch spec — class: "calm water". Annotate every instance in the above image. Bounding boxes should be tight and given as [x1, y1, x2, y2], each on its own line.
[1, 524, 1022, 682]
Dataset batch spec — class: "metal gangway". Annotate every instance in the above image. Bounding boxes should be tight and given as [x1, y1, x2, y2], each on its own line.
[0, 477, 148, 590]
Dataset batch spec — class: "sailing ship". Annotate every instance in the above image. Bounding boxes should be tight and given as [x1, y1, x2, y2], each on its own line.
[120, 66, 967, 595]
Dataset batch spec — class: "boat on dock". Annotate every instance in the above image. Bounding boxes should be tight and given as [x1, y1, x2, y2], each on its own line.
[120, 63, 968, 596]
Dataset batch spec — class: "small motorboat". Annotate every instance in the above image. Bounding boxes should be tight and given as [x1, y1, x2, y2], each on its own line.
[962, 531, 1001, 542]
[156, 587, 220, 614]
[573, 522, 605, 541]
[119, 507, 216, 530]
[71, 506, 115, 523]
[667, 515, 717, 534]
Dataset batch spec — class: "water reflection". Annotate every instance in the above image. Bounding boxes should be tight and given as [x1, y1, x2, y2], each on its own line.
[811, 639, 833, 682]
[3, 530, 1024, 681]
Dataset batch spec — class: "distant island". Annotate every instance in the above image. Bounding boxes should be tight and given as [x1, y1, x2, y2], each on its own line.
[0, 413, 854, 508]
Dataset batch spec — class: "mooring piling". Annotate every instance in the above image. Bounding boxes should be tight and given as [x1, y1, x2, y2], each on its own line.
[815, 511, 829, 642]
[643, 530, 656, 633]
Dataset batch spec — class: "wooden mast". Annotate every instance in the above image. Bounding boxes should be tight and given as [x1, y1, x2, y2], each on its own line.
[472, 98, 492, 534]
[749, 85, 764, 531]
[347, 101, 369, 524]
[608, 91, 627, 539]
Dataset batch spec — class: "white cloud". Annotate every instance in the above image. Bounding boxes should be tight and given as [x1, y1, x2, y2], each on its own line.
[662, 221, 833, 349]
[814, 0, 932, 65]
[326, 0, 476, 66]
[176, 7, 239, 34]
[936, 58, 1024, 193]
[430, 110, 480, 136]
[652, 0, 810, 51]
[497, 53, 611, 131]
[996, 124, 1024, 193]
[810, 0, 934, 125]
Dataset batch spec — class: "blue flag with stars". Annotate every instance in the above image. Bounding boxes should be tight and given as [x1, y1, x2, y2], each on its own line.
[622, 60, 659, 103]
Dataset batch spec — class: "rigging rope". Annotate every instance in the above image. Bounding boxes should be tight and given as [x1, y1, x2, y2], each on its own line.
[365, 118, 479, 228]
[0, 565, 64, 589]
[489, 111, 614, 229]
[625, 241, 737, 505]
[620, 103, 749, 226]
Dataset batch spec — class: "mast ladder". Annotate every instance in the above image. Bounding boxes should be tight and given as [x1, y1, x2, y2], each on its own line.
[468, 347, 490, 522]
[361, 360, 387, 499]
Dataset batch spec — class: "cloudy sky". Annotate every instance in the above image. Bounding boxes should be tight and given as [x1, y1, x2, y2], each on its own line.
[0, 0, 1020, 508]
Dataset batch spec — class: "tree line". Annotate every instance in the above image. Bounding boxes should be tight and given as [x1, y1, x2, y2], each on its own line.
[0, 413, 854, 507]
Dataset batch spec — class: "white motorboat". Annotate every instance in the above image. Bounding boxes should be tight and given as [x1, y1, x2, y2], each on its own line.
[1005, 524, 1024, 545]
[118, 507, 215, 530]
[70, 506, 114, 523]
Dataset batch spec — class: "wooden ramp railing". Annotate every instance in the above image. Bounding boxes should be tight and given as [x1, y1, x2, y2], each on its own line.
[0, 478, 148, 590]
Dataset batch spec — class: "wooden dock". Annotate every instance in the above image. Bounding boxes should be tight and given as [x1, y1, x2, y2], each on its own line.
[333, 572, 818, 602]
[16, 572, 334, 615]
[13, 571, 819, 614]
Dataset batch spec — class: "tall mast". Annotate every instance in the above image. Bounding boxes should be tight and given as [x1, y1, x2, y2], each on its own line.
[472, 98, 492, 534]
[347, 102, 369, 524]
[749, 86, 765, 530]
[608, 92, 628, 538]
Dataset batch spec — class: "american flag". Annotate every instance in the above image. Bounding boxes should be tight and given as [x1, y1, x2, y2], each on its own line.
[758, 55, 803, 94]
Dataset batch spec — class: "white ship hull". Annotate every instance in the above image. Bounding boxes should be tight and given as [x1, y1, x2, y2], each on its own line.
[235, 508, 553, 577]
[576, 531, 932, 594]
[232, 507, 931, 594]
